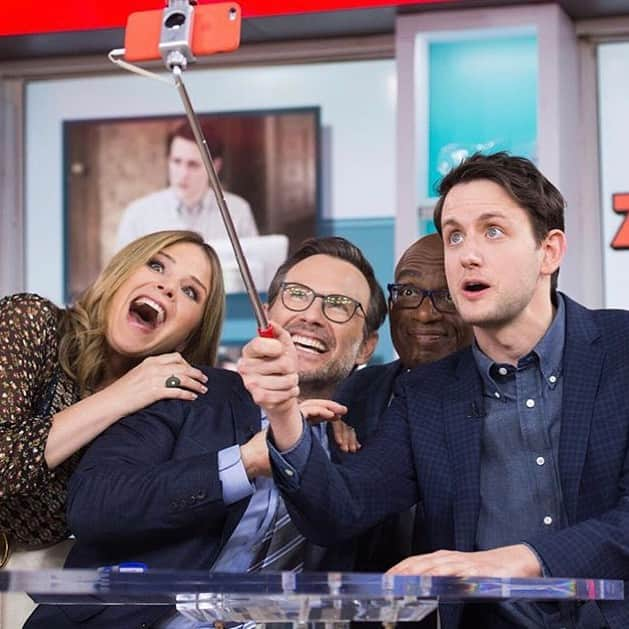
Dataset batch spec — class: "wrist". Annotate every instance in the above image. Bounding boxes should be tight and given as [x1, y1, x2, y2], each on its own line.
[92, 386, 127, 424]
[239, 443, 258, 479]
[514, 544, 542, 577]
[268, 409, 304, 452]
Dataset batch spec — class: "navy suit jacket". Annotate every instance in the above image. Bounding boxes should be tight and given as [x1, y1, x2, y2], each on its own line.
[26, 367, 351, 629]
[335, 360, 403, 445]
[274, 296, 629, 628]
[333, 360, 423, 573]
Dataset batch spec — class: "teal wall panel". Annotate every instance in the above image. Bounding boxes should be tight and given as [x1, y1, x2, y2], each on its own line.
[426, 35, 538, 197]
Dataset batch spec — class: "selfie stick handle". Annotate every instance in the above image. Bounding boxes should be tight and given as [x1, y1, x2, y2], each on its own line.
[170, 64, 272, 337]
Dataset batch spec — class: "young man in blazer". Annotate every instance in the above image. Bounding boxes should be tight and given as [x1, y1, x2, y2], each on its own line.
[241, 152, 629, 628]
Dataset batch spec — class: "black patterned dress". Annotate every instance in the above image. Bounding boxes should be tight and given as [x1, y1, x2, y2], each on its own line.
[0, 293, 81, 549]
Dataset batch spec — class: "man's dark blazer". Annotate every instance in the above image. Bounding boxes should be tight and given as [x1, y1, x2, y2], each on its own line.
[274, 296, 629, 628]
[335, 360, 403, 445]
[334, 360, 436, 629]
[333, 360, 421, 572]
[25, 368, 352, 629]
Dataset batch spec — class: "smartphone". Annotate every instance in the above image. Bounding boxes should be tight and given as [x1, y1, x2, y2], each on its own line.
[124, 2, 241, 63]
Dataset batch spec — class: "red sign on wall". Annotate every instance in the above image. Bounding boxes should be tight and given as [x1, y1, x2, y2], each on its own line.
[1, 0, 453, 37]
[611, 193, 629, 250]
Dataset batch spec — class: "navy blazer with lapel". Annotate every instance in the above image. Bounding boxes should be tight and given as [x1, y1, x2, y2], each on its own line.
[275, 295, 629, 628]
[332, 360, 425, 573]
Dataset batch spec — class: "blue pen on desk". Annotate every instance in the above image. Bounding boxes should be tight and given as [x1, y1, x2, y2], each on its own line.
[99, 561, 147, 573]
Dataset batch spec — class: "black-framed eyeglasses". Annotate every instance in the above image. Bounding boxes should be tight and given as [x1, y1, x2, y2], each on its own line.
[280, 282, 366, 324]
[387, 283, 457, 314]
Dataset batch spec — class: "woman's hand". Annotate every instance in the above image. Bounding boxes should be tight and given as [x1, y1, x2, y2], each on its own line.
[299, 399, 360, 453]
[104, 352, 208, 418]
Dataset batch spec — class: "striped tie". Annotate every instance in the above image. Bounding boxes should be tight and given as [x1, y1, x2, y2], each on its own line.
[248, 497, 306, 573]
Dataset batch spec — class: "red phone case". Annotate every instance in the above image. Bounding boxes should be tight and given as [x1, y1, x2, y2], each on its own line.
[124, 3, 241, 62]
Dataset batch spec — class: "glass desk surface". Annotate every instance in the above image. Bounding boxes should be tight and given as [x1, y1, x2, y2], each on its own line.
[1, 570, 623, 624]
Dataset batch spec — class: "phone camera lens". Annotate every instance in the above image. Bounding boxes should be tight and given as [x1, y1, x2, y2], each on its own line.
[165, 12, 186, 29]
[228, 7, 238, 21]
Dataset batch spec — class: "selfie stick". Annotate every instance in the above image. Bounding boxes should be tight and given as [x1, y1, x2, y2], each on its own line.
[110, 0, 273, 338]
[170, 66, 273, 338]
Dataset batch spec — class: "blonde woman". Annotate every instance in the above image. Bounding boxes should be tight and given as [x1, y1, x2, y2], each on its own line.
[0, 230, 224, 625]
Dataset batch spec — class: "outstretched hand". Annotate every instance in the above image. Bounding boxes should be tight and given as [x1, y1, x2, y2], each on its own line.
[238, 323, 303, 450]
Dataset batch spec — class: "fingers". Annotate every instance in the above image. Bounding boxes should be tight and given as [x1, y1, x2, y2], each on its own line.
[185, 365, 209, 385]
[387, 551, 482, 577]
[238, 325, 300, 409]
[241, 322, 297, 364]
[387, 554, 437, 575]
[241, 336, 284, 360]
[300, 401, 337, 422]
[304, 399, 348, 417]
[248, 384, 301, 409]
[141, 353, 208, 391]
[173, 373, 208, 395]
[159, 386, 199, 402]
[331, 420, 361, 453]
[238, 355, 296, 377]
[239, 359, 300, 408]
[344, 425, 361, 452]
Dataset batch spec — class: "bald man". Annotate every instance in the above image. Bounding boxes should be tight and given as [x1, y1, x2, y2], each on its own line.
[336, 233, 472, 445]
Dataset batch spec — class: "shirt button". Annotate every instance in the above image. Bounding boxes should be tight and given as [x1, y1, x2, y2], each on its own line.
[543, 515, 553, 525]
[526, 399, 536, 408]
[494, 391, 501, 399]
[549, 375, 557, 384]
[498, 367, 508, 376]
[284, 468, 294, 477]
[536, 456, 545, 466]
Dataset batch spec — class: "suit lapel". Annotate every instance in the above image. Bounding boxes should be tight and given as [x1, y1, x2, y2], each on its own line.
[559, 297, 604, 524]
[443, 351, 485, 551]
[362, 361, 402, 435]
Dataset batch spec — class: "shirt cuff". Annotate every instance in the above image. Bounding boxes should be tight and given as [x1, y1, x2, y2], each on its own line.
[268, 417, 312, 486]
[218, 444, 255, 505]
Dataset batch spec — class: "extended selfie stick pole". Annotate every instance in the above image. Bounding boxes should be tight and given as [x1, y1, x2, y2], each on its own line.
[170, 67, 272, 337]
[159, 1, 273, 337]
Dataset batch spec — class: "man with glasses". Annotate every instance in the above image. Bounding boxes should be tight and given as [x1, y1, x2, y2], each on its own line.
[25, 236, 387, 629]
[264, 236, 385, 405]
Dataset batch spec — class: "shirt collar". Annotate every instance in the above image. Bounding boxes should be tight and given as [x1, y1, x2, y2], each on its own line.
[172, 187, 211, 216]
[472, 293, 565, 392]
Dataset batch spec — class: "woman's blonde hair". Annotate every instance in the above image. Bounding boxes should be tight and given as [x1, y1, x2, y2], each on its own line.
[58, 230, 225, 395]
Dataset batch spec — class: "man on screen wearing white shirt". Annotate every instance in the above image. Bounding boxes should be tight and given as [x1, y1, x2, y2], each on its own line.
[115, 119, 258, 250]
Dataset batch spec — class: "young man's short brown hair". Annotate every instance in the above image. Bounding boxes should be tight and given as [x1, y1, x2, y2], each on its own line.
[433, 152, 565, 291]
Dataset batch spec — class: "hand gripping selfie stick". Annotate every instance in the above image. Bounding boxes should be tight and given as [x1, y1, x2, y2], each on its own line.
[109, 1, 274, 338]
